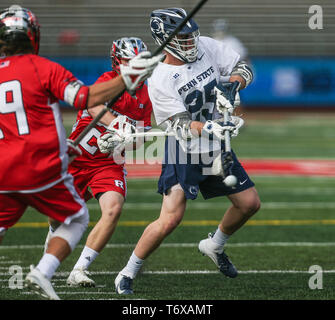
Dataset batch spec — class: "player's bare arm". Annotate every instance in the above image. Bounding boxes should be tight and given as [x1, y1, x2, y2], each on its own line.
[87, 104, 116, 126]
[86, 75, 126, 109]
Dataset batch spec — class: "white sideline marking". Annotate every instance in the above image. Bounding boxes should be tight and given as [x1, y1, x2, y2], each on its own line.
[0, 260, 22, 264]
[50, 270, 335, 277]
[145, 270, 335, 274]
[0, 267, 29, 270]
[1, 242, 335, 250]
[21, 291, 117, 295]
[53, 285, 106, 288]
[21, 291, 145, 299]
[130, 187, 335, 196]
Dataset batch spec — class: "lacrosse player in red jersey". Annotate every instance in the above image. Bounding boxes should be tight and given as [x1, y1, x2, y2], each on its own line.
[43, 37, 153, 288]
[0, 5, 162, 300]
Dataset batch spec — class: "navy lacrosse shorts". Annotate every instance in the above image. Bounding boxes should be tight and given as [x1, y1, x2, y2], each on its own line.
[158, 138, 254, 200]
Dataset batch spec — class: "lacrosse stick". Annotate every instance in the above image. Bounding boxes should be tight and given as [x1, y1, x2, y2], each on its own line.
[73, 0, 208, 147]
[127, 129, 176, 139]
[118, 119, 175, 142]
[213, 86, 238, 187]
[97, 116, 178, 155]
[220, 108, 237, 187]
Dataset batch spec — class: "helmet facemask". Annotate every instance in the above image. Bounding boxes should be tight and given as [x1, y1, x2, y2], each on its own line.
[165, 30, 200, 63]
[110, 37, 147, 74]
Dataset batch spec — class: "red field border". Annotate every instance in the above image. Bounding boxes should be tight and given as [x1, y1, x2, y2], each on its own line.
[125, 159, 335, 179]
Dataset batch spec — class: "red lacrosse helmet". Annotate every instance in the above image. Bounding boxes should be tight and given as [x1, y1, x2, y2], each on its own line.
[0, 5, 40, 54]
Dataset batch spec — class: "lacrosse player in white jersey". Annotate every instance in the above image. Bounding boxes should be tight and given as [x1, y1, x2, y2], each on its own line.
[101, 8, 261, 294]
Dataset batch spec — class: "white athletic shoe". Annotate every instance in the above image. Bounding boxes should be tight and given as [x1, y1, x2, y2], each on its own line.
[66, 268, 96, 287]
[115, 272, 133, 295]
[198, 233, 238, 278]
[25, 265, 60, 300]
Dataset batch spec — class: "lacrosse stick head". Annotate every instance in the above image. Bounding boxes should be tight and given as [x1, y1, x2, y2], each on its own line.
[221, 151, 237, 187]
[212, 152, 237, 188]
[214, 82, 241, 115]
[211, 150, 237, 187]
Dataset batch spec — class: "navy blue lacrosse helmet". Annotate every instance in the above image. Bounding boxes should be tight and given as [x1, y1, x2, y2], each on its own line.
[150, 8, 200, 63]
[0, 5, 40, 54]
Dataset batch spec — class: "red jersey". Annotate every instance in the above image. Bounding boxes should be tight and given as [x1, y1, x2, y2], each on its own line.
[69, 70, 152, 169]
[0, 54, 89, 192]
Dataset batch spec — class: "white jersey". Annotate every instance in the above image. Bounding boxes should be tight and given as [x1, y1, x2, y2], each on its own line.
[148, 36, 240, 154]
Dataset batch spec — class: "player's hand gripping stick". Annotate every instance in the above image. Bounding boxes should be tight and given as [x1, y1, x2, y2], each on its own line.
[214, 83, 239, 187]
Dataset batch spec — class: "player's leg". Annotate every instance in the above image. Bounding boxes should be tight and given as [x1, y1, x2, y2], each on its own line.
[26, 212, 89, 300]
[0, 227, 8, 244]
[86, 191, 124, 252]
[43, 167, 91, 253]
[115, 185, 186, 294]
[0, 194, 27, 245]
[198, 150, 261, 277]
[199, 186, 260, 277]
[135, 186, 186, 259]
[221, 186, 260, 234]
[24, 174, 89, 300]
[67, 191, 124, 287]
[67, 167, 126, 287]
[43, 218, 61, 253]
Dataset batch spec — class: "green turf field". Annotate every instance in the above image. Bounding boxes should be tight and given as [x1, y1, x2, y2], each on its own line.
[0, 111, 334, 300]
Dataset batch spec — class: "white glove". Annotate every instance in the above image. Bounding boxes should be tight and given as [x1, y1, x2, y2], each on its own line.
[97, 130, 123, 154]
[170, 118, 197, 141]
[97, 116, 137, 154]
[202, 120, 236, 141]
[213, 116, 244, 138]
[214, 82, 241, 114]
[120, 51, 165, 95]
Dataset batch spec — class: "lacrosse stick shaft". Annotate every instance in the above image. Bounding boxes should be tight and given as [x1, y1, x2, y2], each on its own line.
[73, 0, 208, 147]
[223, 108, 231, 152]
[73, 106, 109, 146]
[221, 107, 237, 186]
[129, 130, 175, 139]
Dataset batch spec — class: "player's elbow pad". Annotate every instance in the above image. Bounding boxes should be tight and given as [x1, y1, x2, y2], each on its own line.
[231, 61, 253, 88]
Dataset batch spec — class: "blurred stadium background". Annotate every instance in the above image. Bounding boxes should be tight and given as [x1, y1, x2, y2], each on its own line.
[1, 0, 335, 301]
[2, 0, 334, 108]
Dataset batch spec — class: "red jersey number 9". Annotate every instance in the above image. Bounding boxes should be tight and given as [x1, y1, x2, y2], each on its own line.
[0, 80, 29, 139]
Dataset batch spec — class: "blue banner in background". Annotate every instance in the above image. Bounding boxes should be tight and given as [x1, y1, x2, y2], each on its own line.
[49, 57, 111, 86]
[49, 56, 335, 108]
[243, 57, 335, 107]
